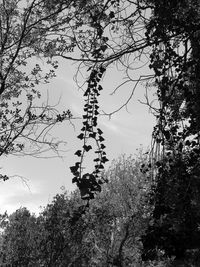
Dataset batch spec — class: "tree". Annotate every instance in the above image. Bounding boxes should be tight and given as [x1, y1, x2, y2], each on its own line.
[0, 152, 153, 266]
[0, 192, 88, 266]
[140, 0, 200, 262]
[36, 191, 90, 267]
[0, 207, 39, 266]
[0, 0, 77, 180]
[79, 153, 152, 266]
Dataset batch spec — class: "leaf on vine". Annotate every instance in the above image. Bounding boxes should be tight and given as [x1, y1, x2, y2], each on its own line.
[83, 145, 92, 152]
[97, 128, 103, 135]
[99, 136, 105, 142]
[95, 150, 101, 153]
[75, 150, 82, 157]
[87, 109, 93, 113]
[70, 165, 79, 173]
[101, 144, 106, 149]
[72, 177, 78, 183]
[84, 89, 90, 96]
[83, 114, 91, 119]
[102, 156, 109, 163]
[92, 117, 97, 126]
[89, 132, 96, 138]
[98, 85, 103, 91]
[86, 125, 92, 132]
[77, 133, 84, 140]
[90, 99, 98, 104]
[83, 121, 90, 126]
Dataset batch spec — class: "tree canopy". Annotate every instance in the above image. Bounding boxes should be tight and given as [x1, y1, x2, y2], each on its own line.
[0, 153, 154, 266]
[0, 0, 75, 180]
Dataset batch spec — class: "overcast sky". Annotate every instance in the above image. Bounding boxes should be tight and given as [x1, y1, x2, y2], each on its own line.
[0, 58, 156, 215]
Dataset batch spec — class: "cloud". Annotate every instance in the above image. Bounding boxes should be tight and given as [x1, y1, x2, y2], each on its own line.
[99, 118, 122, 135]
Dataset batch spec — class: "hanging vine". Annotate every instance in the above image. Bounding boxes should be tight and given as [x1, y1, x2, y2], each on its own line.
[68, 0, 123, 201]
[70, 66, 109, 200]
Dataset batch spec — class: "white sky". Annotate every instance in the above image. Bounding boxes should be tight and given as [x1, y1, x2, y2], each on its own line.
[0, 58, 156, 215]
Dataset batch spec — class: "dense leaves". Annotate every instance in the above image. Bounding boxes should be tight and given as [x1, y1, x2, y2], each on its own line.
[142, 0, 200, 262]
[0, 208, 39, 266]
[0, 154, 155, 267]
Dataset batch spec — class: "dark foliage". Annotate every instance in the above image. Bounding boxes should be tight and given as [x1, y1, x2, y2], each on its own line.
[142, 0, 200, 261]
